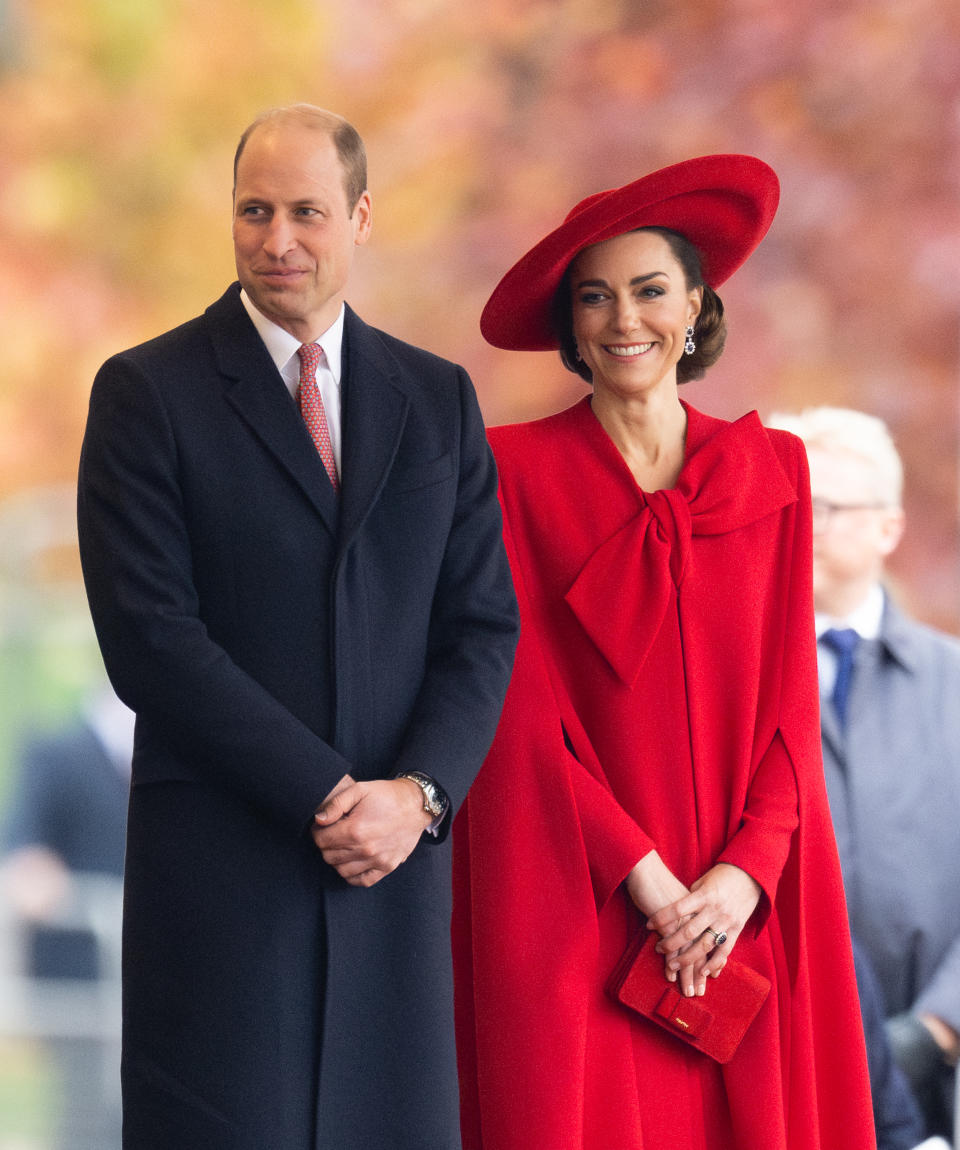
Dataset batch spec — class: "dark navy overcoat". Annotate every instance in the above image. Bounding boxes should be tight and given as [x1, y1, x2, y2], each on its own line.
[77, 284, 518, 1150]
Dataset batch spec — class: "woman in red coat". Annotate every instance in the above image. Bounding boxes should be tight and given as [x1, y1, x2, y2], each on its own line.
[453, 156, 877, 1149]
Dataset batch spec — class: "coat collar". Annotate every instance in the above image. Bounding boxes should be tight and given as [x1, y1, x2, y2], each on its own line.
[207, 286, 409, 547]
[877, 594, 919, 674]
[337, 305, 410, 552]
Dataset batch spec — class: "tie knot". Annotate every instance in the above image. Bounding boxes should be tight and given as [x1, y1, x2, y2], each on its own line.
[822, 627, 860, 658]
[297, 342, 323, 376]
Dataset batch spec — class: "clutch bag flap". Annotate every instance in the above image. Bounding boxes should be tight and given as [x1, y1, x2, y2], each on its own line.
[606, 929, 771, 1063]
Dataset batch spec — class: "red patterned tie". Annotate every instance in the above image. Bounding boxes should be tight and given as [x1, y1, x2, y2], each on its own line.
[297, 343, 340, 492]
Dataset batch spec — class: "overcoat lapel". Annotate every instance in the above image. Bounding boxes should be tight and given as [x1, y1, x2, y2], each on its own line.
[206, 286, 340, 537]
[337, 306, 409, 552]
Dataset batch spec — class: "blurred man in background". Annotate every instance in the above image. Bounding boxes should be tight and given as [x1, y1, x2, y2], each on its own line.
[770, 406, 960, 1141]
[1, 685, 132, 1150]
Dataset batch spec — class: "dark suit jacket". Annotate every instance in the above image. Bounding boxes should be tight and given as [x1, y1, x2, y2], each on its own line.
[821, 598, 960, 1027]
[3, 720, 128, 979]
[852, 939, 924, 1150]
[820, 594, 960, 1138]
[77, 284, 518, 1150]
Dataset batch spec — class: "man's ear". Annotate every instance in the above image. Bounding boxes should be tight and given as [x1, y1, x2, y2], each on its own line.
[353, 191, 372, 246]
[878, 507, 905, 558]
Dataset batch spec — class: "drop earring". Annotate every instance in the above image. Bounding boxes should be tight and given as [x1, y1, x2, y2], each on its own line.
[684, 325, 696, 355]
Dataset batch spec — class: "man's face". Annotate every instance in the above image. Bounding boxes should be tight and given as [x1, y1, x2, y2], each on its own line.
[807, 445, 903, 611]
[232, 122, 371, 342]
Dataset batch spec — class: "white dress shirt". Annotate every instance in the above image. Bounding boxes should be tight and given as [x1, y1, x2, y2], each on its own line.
[239, 290, 344, 477]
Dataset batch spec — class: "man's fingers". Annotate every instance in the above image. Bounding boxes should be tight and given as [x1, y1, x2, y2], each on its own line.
[341, 867, 387, 888]
[325, 854, 377, 878]
[311, 778, 429, 883]
[315, 783, 362, 826]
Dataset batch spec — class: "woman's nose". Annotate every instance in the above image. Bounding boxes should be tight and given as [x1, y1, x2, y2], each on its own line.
[611, 294, 643, 333]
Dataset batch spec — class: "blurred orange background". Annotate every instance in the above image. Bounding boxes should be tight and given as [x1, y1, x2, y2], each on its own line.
[0, 0, 958, 734]
[0, 2, 958, 1142]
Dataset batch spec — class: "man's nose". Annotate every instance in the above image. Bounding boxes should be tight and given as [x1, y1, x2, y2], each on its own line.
[262, 216, 296, 258]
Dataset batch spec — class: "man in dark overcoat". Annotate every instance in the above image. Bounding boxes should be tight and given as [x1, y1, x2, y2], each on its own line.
[77, 103, 519, 1150]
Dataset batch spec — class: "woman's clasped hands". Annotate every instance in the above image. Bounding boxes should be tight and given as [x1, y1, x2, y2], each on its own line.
[626, 851, 762, 998]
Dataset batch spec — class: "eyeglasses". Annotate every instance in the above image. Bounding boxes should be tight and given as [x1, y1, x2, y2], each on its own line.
[811, 498, 890, 531]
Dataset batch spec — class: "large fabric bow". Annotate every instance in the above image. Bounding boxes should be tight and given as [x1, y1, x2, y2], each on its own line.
[564, 412, 797, 687]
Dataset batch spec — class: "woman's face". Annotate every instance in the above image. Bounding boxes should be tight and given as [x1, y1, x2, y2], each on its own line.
[569, 230, 701, 401]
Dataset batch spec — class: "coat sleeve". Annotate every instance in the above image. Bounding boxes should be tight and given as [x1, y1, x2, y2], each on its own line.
[718, 730, 799, 914]
[719, 431, 813, 922]
[913, 936, 960, 1032]
[906, 639, 960, 1030]
[390, 367, 520, 832]
[78, 352, 353, 833]
[770, 444, 876, 1146]
[497, 510, 653, 908]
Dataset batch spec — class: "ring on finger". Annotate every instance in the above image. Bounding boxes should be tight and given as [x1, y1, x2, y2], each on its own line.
[704, 926, 727, 947]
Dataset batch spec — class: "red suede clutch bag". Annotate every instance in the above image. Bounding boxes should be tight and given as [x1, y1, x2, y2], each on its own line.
[607, 930, 771, 1063]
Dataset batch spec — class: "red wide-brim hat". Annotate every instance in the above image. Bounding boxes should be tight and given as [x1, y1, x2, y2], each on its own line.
[480, 153, 780, 351]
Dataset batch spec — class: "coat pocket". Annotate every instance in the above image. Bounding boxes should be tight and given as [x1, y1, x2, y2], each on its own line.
[387, 451, 455, 493]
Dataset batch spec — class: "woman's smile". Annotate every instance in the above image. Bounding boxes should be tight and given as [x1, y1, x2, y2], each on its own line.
[603, 341, 656, 358]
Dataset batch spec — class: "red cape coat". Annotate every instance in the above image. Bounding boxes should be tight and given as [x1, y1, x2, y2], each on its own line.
[453, 398, 876, 1150]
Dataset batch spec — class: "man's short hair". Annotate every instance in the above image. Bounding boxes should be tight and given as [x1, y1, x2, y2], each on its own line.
[768, 406, 903, 507]
[233, 104, 368, 212]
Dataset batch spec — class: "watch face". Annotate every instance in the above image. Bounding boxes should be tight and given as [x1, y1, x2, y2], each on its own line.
[420, 783, 443, 816]
[404, 773, 444, 817]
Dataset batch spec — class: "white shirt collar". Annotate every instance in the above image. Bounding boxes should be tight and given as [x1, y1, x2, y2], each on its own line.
[815, 582, 885, 640]
[239, 290, 346, 387]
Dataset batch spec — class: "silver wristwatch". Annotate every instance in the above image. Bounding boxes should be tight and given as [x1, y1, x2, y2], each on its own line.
[398, 771, 447, 819]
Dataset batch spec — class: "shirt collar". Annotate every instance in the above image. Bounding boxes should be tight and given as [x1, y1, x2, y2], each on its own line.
[239, 290, 345, 383]
[815, 582, 885, 640]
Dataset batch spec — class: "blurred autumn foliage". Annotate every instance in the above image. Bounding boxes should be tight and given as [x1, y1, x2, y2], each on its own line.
[0, 0, 958, 668]
[0, 3, 957, 1140]
[0, 6, 957, 1140]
